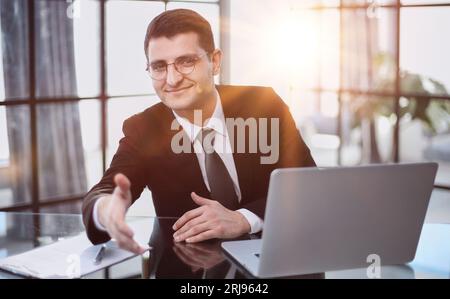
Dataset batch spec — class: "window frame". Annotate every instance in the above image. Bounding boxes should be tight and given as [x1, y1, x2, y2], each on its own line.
[0, 0, 448, 212]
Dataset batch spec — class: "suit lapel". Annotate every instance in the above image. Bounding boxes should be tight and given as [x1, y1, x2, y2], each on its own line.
[160, 108, 210, 198]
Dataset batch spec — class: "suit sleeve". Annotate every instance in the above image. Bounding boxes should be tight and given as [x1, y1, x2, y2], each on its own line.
[82, 116, 148, 244]
[242, 88, 316, 219]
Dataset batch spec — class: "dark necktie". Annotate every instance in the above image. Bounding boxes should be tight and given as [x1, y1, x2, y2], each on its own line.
[199, 128, 238, 210]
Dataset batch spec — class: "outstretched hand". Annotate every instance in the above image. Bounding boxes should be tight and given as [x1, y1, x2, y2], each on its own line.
[97, 173, 148, 254]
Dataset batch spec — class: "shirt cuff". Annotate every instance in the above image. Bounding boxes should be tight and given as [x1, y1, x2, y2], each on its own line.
[93, 198, 107, 232]
[237, 208, 264, 234]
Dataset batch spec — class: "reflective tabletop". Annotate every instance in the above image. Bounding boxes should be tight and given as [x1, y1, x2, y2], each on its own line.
[0, 212, 449, 279]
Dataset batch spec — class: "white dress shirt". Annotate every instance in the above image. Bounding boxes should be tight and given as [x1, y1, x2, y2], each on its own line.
[93, 90, 264, 234]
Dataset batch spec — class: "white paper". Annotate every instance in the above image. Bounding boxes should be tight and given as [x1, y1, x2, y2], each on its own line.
[0, 217, 155, 279]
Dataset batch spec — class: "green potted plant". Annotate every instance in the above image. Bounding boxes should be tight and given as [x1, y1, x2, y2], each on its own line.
[350, 52, 450, 163]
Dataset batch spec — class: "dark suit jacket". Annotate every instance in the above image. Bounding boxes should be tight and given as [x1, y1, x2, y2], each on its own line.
[82, 85, 316, 244]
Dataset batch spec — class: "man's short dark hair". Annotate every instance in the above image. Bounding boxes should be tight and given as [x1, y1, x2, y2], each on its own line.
[144, 9, 215, 62]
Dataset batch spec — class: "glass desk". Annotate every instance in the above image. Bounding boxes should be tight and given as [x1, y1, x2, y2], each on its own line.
[0, 212, 449, 279]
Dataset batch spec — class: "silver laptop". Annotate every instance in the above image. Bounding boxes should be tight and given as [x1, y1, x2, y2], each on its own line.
[221, 163, 438, 278]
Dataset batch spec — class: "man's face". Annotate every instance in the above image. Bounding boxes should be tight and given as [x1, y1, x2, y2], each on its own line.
[147, 32, 221, 112]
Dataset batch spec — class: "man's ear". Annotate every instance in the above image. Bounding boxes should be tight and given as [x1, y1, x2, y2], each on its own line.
[211, 49, 222, 76]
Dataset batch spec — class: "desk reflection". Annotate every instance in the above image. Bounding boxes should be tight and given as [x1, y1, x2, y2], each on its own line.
[145, 218, 237, 278]
[143, 218, 324, 279]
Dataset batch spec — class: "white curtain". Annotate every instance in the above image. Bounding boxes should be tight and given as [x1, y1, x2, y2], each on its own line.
[1, 0, 87, 207]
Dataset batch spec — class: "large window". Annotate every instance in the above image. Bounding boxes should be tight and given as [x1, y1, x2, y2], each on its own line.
[227, 0, 450, 189]
[0, 0, 448, 214]
[0, 0, 220, 212]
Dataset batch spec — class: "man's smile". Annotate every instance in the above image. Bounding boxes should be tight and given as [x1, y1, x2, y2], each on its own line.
[165, 85, 194, 94]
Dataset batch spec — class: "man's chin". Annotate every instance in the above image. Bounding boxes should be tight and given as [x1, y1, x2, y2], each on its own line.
[163, 98, 196, 111]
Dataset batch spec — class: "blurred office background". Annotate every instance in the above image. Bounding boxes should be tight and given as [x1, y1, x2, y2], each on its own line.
[0, 0, 449, 219]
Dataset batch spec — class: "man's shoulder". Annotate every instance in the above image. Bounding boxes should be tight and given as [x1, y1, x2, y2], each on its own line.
[124, 101, 170, 125]
[217, 84, 287, 117]
[122, 101, 172, 136]
[217, 84, 283, 104]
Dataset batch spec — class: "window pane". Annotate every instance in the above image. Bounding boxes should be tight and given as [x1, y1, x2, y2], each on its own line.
[296, 92, 341, 167]
[341, 8, 397, 93]
[319, 9, 340, 90]
[0, 105, 32, 208]
[0, 107, 9, 162]
[107, 96, 160, 164]
[229, 2, 339, 91]
[400, 7, 450, 96]
[1, 0, 100, 101]
[73, 0, 101, 98]
[37, 101, 101, 201]
[40, 201, 83, 215]
[340, 93, 395, 166]
[0, 0, 29, 101]
[34, 1, 99, 99]
[399, 99, 450, 187]
[291, 0, 340, 7]
[106, 1, 164, 96]
[78, 100, 102, 190]
[401, 0, 450, 4]
[229, 0, 273, 87]
[343, 0, 396, 4]
[285, 90, 340, 167]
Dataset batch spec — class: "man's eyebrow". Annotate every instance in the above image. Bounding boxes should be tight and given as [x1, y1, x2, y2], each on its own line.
[149, 59, 166, 65]
[176, 54, 198, 58]
[150, 54, 198, 65]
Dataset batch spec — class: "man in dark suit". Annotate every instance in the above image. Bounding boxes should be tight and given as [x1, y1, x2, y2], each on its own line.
[82, 9, 315, 253]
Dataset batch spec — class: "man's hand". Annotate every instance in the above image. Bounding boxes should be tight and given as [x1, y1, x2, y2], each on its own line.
[172, 192, 251, 243]
[97, 173, 147, 254]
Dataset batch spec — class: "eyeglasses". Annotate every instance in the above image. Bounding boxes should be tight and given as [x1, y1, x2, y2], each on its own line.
[146, 52, 210, 81]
